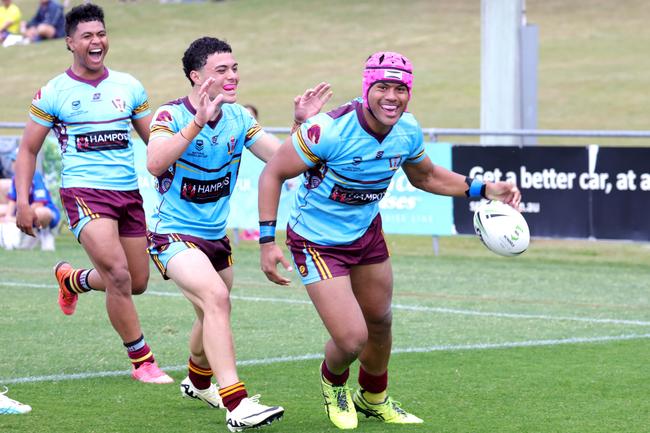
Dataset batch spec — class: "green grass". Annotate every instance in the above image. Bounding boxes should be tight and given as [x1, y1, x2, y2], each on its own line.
[1, 231, 649, 432]
[3, 0, 650, 145]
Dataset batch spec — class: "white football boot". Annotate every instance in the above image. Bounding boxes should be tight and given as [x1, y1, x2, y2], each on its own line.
[180, 376, 223, 409]
[225, 395, 284, 432]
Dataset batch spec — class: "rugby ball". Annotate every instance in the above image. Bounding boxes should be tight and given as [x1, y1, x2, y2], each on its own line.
[473, 200, 529, 256]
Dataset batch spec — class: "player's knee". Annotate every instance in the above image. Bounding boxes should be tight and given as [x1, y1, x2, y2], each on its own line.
[131, 274, 149, 295]
[102, 265, 131, 292]
[200, 286, 231, 316]
[336, 329, 368, 357]
[367, 309, 393, 331]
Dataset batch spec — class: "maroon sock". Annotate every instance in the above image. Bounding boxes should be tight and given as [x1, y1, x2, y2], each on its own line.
[358, 366, 388, 393]
[124, 335, 154, 368]
[65, 269, 94, 294]
[219, 382, 248, 411]
[188, 357, 213, 390]
[321, 360, 349, 386]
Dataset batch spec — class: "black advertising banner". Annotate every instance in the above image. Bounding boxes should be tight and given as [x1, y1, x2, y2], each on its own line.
[592, 147, 650, 241]
[452, 146, 590, 238]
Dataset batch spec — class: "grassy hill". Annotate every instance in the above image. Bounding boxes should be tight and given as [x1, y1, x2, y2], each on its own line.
[2, 0, 650, 134]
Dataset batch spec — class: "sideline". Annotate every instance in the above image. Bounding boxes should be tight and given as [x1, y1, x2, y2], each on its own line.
[3, 281, 650, 326]
[3, 333, 650, 384]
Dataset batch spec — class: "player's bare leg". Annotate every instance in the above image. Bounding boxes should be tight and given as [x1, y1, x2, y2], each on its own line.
[80, 219, 143, 341]
[350, 259, 393, 375]
[77, 218, 171, 383]
[350, 258, 423, 424]
[306, 276, 366, 429]
[167, 249, 283, 428]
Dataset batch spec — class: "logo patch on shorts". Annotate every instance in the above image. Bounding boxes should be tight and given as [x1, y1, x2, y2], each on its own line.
[180, 173, 231, 203]
[329, 183, 387, 205]
[299, 265, 308, 276]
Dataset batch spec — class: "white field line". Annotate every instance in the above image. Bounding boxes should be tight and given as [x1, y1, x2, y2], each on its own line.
[3, 281, 650, 327]
[3, 333, 650, 385]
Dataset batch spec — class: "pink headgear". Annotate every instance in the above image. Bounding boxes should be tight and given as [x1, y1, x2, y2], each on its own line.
[362, 51, 413, 110]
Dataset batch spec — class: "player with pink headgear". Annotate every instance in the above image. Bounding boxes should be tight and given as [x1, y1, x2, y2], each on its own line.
[258, 51, 520, 429]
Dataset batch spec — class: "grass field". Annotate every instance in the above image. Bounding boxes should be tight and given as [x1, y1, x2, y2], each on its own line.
[1, 232, 649, 432]
[2, 1, 650, 431]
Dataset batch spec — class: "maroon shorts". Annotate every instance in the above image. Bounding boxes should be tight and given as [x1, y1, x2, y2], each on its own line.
[286, 214, 389, 285]
[59, 187, 147, 239]
[148, 231, 233, 280]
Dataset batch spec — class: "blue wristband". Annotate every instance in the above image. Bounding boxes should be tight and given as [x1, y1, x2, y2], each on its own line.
[259, 220, 277, 244]
[465, 177, 486, 198]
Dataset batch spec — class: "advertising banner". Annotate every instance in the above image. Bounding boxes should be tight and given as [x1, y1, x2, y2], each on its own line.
[452, 145, 650, 240]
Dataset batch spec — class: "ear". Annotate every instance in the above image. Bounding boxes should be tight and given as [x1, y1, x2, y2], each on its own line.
[189, 70, 201, 86]
[65, 36, 72, 52]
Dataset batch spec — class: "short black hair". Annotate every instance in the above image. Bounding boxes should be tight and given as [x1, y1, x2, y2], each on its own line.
[65, 3, 105, 37]
[182, 37, 232, 86]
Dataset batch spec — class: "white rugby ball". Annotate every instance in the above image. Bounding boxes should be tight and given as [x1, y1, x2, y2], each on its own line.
[473, 200, 529, 256]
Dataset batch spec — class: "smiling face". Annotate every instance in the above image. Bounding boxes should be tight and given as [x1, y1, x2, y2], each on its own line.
[66, 20, 108, 77]
[191, 52, 239, 103]
[364, 81, 410, 133]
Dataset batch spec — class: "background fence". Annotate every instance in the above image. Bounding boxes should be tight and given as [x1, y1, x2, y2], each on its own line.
[3, 122, 650, 241]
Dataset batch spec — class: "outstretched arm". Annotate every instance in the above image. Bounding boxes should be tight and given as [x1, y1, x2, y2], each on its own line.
[403, 155, 521, 207]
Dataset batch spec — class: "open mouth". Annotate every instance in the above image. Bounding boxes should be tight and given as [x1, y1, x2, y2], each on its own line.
[88, 48, 103, 61]
[380, 104, 399, 115]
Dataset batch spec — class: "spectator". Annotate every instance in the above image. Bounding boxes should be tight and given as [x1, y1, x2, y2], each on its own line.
[22, 0, 64, 43]
[0, 0, 22, 46]
[4, 149, 59, 250]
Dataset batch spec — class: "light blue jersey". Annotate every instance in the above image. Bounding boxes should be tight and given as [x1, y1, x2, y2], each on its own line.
[290, 98, 426, 245]
[149, 98, 264, 239]
[29, 68, 150, 190]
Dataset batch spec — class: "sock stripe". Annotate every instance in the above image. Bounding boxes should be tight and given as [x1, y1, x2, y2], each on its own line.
[219, 382, 245, 398]
[69, 270, 83, 294]
[130, 351, 153, 364]
[188, 364, 212, 376]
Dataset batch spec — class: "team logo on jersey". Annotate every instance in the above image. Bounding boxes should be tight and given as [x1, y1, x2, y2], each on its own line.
[92, 93, 101, 101]
[227, 136, 236, 154]
[352, 156, 362, 166]
[307, 124, 321, 145]
[180, 173, 231, 204]
[72, 100, 81, 110]
[155, 110, 173, 122]
[211, 135, 218, 145]
[32, 89, 42, 102]
[389, 155, 402, 170]
[329, 183, 387, 205]
[375, 151, 384, 159]
[195, 140, 204, 151]
[75, 129, 130, 152]
[304, 164, 328, 190]
[112, 98, 126, 112]
[155, 165, 175, 194]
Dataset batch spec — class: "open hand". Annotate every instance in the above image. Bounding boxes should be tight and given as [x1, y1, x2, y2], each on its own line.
[294, 82, 333, 123]
[195, 77, 225, 126]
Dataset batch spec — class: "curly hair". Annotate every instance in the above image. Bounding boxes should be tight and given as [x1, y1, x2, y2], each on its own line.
[65, 3, 105, 37]
[182, 37, 232, 86]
